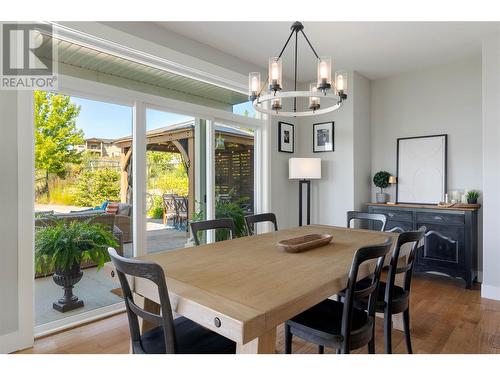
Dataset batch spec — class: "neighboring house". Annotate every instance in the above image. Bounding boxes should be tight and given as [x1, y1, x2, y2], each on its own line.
[75, 138, 122, 158]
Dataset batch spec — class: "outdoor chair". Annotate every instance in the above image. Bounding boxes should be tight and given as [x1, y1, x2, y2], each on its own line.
[162, 194, 178, 227]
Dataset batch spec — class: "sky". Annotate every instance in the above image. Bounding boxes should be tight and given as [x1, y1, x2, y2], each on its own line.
[70, 96, 255, 140]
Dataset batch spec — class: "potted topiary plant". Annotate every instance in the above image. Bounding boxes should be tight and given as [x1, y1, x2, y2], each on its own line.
[373, 171, 391, 203]
[466, 190, 480, 204]
[35, 218, 118, 312]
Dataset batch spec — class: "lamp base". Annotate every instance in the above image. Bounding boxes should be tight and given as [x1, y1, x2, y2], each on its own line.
[299, 179, 311, 226]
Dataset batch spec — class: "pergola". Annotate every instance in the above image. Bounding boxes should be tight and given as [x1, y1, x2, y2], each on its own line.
[113, 120, 254, 218]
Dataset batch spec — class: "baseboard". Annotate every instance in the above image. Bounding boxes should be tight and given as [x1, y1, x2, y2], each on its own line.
[481, 283, 500, 301]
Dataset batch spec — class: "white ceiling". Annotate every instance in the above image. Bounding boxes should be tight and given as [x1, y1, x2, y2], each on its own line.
[157, 21, 499, 81]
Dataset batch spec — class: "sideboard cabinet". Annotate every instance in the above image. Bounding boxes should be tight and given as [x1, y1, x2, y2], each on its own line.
[366, 203, 479, 289]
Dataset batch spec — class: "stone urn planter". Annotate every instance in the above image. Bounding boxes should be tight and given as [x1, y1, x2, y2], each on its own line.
[52, 264, 84, 312]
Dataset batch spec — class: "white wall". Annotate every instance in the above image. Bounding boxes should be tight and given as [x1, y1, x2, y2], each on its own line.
[370, 58, 484, 277]
[370, 58, 483, 200]
[275, 72, 371, 228]
[353, 73, 372, 211]
[481, 32, 500, 300]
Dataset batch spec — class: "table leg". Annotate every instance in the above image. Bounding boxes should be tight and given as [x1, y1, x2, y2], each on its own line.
[236, 328, 277, 354]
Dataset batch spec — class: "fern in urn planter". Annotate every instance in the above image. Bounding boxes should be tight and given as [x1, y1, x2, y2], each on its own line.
[373, 171, 391, 204]
[35, 218, 117, 312]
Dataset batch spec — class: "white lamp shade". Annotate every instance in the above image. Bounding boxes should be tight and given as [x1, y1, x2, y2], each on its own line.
[289, 158, 322, 180]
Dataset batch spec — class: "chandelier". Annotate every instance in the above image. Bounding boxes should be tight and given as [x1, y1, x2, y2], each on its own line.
[248, 21, 348, 117]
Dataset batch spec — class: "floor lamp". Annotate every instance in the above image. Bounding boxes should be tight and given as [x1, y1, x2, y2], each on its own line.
[289, 158, 322, 226]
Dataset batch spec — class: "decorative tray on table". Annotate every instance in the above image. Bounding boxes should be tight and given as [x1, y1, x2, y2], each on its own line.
[278, 234, 333, 253]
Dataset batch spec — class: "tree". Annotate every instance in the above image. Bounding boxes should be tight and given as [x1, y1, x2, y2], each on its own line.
[34, 91, 84, 199]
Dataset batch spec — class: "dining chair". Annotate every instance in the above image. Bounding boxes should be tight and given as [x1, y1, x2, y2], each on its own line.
[190, 218, 236, 246]
[244, 213, 278, 236]
[351, 226, 426, 354]
[285, 238, 393, 354]
[347, 211, 388, 231]
[108, 248, 236, 354]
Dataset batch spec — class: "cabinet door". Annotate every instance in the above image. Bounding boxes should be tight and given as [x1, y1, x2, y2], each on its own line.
[385, 220, 413, 233]
[416, 223, 465, 272]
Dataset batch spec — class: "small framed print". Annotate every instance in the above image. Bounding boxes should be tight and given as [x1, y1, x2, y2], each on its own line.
[278, 121, 294, 153]
[313, 121, 334, 152]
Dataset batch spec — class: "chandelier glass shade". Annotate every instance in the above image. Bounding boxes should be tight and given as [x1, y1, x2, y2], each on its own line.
[249, 22, 348, 117]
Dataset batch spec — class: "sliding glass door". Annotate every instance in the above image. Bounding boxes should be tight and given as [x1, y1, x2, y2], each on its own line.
[33, 92, 135, 333]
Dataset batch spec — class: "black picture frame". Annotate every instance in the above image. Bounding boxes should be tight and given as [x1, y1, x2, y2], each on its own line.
[396, 134, 448, 204]
[313, 121, 334, 153]
[278, 121, 294, 153]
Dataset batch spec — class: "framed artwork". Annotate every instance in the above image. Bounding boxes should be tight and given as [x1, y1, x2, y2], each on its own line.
[313, 121, 334, 152]
[396, 134, 448, 204]
[278, 121, 294, 153]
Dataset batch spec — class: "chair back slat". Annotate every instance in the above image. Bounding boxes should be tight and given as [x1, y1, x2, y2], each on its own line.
[384, 226, 426, 305]
[190, 218, 236, 245]
[126, 297, 163, 326]
[353, 283, 377, 299]
[340, 238, 393, 353]
[347, 211, 388, 231]
[108, 248, 176, 354]
[244, 213, 278, 236]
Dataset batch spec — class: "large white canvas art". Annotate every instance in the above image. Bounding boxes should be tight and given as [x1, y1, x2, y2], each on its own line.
[397, 135, 447, 204]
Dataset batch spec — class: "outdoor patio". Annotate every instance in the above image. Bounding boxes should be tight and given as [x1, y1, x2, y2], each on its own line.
[35, 209, 190, 327]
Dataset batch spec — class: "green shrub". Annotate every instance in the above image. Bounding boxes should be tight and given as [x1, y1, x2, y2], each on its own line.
[148, 195, 164, 219]
[155, 173, 188, 197]
[74, 168, 120, 207]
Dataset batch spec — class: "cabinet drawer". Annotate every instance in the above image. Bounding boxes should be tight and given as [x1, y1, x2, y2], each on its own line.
[372, 209, 413, 222]
[416, 212, 464, 226]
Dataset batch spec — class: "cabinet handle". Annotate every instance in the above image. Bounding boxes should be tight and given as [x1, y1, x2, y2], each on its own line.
[433, 216, 443, 221]
[388, 213, 395, 217]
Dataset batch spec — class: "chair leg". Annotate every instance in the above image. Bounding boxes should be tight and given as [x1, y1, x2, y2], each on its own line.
[403, 308, 413, 354]
[285, 324, 292, 354]
[383, 308, 392, 354]
[318, 345, 324, 354]
[368, 322, 375, 354]
[336, 348, 341, 354]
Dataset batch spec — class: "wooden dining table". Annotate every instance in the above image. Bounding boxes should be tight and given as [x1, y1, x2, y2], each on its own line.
[104, 224, 397, 353]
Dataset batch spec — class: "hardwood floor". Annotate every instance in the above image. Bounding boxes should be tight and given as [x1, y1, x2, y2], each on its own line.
[18, 273, 500, 354]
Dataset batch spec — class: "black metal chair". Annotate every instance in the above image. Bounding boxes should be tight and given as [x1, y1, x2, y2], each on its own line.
[190, 218, 236, 246]
[285, 238, 393, 354]
[351, 226, 426, 354]
[108, 248, 236, 354]
[347, 211, 388, 231]
[244, 213, 278, 236]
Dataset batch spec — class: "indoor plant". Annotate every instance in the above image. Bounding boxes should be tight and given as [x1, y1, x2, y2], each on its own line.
[466, 190, 480, 204]
[373, 171, 391, 203]
[35, 218, 118, 312]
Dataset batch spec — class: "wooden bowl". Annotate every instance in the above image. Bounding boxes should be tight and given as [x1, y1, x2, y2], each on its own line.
[278, 234, 333, 253]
